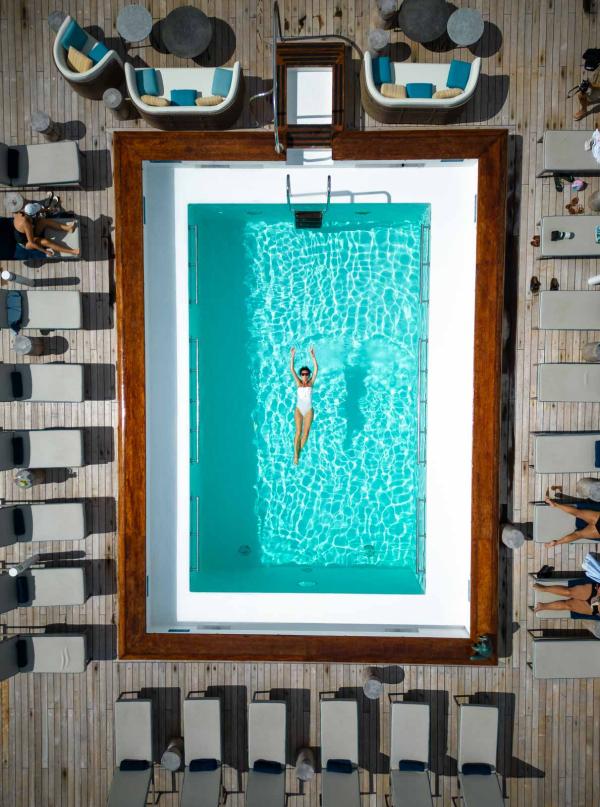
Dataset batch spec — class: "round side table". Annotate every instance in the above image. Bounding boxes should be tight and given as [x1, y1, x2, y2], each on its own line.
[398, 0, 450, 43]
[295, 747, 315, 781]
[447, 8, 485, 47]
[161, 6, 213, 58]
[117, 4, 153, 44]
[4, 192, 24, 215]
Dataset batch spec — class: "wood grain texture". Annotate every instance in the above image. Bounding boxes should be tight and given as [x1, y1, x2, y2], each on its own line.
[0, 1, 599, 805]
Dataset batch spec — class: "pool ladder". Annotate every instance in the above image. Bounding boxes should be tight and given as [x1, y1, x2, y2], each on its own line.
[286, 174, 331, 229]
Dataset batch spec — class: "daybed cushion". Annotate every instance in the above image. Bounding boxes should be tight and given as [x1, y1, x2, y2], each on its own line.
[380, 83, 406, 99]
[136, 68, 159, 96]
[433, 88, 462, 99]
[27, 568, 86, 606]
[141, 95, 170, 107]
[211, 67, 233, 97]
[23, 290, 82, 329]
[88, 41, 109, 64]
[27, 429, 84, 468]
[447, 59, 471, 89]
[67, 46, 93, 74]
[406, 83, 434, 98]
[371, 56, 392, 85]
[29, 502, 87, 542]
[12, 144, 81, 188]
[170, 89, 197, 106]
[61, 19, 87, 52]
[29, 634, 87, 673]
[196, 95, 224, 106]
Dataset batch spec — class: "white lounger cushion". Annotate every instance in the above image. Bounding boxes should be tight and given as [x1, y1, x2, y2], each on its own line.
[540, 130, 600, 175]
[539, 291, 600, 330]
[532, 504, 594, 544]
[458, 705, 498, 770]
[108, 768, 152, 807]
[13, 142, 81, 187]
[27, 568, 86, 605]
[248, 701, 286, 766]
[28, 429, 84, 468]
[320, 699, 359, 765]
[390, 702, 430, 766]
[0, 364, 84, 402]
[533, 433, 600, 472]
[24, 291, 82, 329]
[29, 634, 87, 672]
[30, 502, 87, 541]
[458, 771, 504, 807]
[537, 364, 600, 402]
[541, 215, 600, 257]
[115, 699, 153, 762]
[532, 636, 600, 678]
[184, 698, 221, 763]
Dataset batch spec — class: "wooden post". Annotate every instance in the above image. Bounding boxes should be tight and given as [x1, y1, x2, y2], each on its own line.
[31, 111, 61, 142]
[103, 88, 132, 121]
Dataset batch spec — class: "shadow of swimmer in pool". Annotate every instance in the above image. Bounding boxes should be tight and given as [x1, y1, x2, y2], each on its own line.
[290, 345, 318, 465]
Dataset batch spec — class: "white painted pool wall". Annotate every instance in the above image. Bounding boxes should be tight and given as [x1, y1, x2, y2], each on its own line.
[143, 160, 478, 635]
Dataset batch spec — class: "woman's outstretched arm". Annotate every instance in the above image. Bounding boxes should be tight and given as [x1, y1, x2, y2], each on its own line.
[290, 347, 300, 385]
[309, 346, 318, 384]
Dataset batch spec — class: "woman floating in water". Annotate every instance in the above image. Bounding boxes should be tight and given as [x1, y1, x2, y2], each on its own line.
[544, 497, 600, 547]
[290, 346, 318, 465]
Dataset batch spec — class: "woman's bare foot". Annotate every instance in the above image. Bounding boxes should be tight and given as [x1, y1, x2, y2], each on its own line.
[533, 603, 544, 612]
[546, 539, 559, 548]
[66, 221, 77, 232]
[533, 583, 546, 591]
[294, 453, 299, 465]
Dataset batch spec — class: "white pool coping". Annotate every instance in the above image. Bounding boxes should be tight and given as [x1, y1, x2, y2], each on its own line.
[143, 158, 478, 637]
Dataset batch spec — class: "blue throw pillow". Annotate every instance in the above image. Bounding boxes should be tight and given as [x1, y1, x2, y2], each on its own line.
[12, 507, 25, 537]
[136, 68, 159, 97]
[406, 83, 435, 99]
[15, 638, 28, 669]
[399, 760, 426, 772]
[88, 41, 109, 64]
[15, 575, 30, 605]
[119, 759, 150, 771]
[10, 371, 23, 400]
[447, 59, 471, 90]
[253, 759, 284, 774]
[170, 89, 198, 106]
[61, 19, 87, 52]
[326, 759, 354, 774]
[6, 290, 22, 333]
[189, 758, 219, 772]
[461, 763, 493, 776]
[595, 440, 600, 468]
[211, 68, 233, 97]
[371, 55, 392, 86]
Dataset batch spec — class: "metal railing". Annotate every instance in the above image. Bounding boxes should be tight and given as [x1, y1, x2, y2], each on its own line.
[190, 496, 201, 572]
[188, 224, 199, 304]
[286, 173, 332, 213]
[415, 221, 431, 578]
[190, 337, 200, 464]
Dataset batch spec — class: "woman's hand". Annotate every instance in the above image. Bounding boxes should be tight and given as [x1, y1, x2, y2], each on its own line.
[547, 539, 558, 548]
[290, 347, 296, 357]
[309, 346, 315, 358]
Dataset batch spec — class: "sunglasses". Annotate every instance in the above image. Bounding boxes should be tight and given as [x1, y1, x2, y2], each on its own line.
[300, 372, 310, 377]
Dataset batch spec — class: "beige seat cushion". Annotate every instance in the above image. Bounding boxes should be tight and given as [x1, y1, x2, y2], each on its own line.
[195, 95, 224, 106]
[24, 291, 82, 330]
[14, 142, 81, 187]
[433, 87, 463, 99]
[27, 429, 84, 468]
[380, 83, 406, 99]
[30, 502, 87, 541]
[67, 46, 93, 73]
[115, 699, 153, 762]
[141, 94, 170, 107]
[27, 568, 86, 606]
[29, 634, 87, 673]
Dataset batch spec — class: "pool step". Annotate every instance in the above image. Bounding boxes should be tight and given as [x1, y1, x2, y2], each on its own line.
[294, 210, 323, 229]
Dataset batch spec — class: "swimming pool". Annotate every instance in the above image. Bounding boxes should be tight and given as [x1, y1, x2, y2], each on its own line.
[188, 203, 430, 595]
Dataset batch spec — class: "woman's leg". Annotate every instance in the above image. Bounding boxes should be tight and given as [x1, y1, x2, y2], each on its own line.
[545, 498, 600, 528]
[533, 583, 592, 599]
[35, 236, 79, 256]
[300, 408, 314, 450]
[534, 598, 588, 613]
[293, 408, 303, 464]
[34, 217, 76, 234]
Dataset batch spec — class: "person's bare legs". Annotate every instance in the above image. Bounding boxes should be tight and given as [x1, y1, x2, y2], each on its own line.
[545, 497, 600, 526]
[34, 236, 79, 256]
[533, 582, 592, 599]
[300, 408, 314, 451]
[293, 408, 303, 465]
[533, 598, 593, 614]
[34, 217, 76, 234]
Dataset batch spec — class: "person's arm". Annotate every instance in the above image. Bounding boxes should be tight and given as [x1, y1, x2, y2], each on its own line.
[309, 346, 318, 385]
[547, 531, 581, 548]
[290, 347, 300, 385]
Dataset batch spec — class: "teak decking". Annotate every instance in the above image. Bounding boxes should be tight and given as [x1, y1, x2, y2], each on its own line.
[2, 1, 600, 805]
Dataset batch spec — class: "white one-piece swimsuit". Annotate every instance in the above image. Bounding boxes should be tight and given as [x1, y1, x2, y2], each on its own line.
[296, 385, 313, 416]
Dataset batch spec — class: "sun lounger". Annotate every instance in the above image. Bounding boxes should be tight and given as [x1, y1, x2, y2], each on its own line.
[537, 130, 600, 176]
[537, 363, 600, 402]
[530, 632, 600, 678]
[320, 699, 360, 807]
[0, 568, 86, 614]
[533, 577, 591, 618]
[0, 502, 87, 546]
[0, 429, 84, 470]
[532, 503, 600, 543]
[539, 290, 600, 330]
[0, 363, 84, 402]
[457, 705, 503, 807]
[181, 697, 222, 807]
[247, 701, 286, 807]
[0, 633, 88, 680]
[108, 697, 154, 807]
[0, 290, 82, 330]
[540, 215, 600, 258]
[0, 141, 82, 187]
[533, 432, 600, 472]
[390, 702, 433, 807]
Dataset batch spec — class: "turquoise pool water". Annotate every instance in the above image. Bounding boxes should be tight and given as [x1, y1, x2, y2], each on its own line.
[188, 203, 430, 595]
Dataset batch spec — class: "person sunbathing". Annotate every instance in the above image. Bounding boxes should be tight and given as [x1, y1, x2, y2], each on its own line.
[533, 578, 600, 616]
[13, 207, 79, 257]
[544, 497, 600, 547]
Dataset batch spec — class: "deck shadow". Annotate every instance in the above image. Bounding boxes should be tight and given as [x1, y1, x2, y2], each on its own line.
[82, 292, 114, 330]
[139, 686, 182, 763]
[194, 18, 237, 67]
[83, 363, 116, 400]
[268, 688, 312, 767]
[83, 426, 115, 465]
[205, 684, 248, 774]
